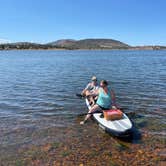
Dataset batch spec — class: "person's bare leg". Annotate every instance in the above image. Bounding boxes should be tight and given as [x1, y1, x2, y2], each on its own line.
[89, 96, 95, 106]
[85, 91, 95, 105]
[81, 89, 87, 97]
[85, 90, 91, 96]
[80, 104, 101, 124]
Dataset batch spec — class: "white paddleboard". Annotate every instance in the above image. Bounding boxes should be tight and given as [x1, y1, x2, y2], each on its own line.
[85, 98, 133, 137]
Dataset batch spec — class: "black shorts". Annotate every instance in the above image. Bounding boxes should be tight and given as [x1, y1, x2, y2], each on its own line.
[97, 105, 109, 110]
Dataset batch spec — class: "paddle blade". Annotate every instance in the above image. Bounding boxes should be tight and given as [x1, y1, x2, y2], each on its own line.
[76, 93, 83, 98]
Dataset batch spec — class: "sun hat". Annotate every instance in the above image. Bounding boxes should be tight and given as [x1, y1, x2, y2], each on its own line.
[91, 76, 97, 81]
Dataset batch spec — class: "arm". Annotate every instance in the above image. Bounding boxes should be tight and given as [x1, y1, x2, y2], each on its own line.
[81, 83, 90, 96]
[92, 87, 100, 96]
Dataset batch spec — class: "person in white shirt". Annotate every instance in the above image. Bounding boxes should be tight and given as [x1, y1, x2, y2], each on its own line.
[81, 76, 99, 105]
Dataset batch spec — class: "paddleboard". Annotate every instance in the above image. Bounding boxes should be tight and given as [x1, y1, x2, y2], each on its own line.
[85, 98, 133, 137]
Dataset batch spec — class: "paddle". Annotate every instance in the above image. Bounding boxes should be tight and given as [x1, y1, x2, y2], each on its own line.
[76, 93, 84, 98]
[79, 112, 102, 116]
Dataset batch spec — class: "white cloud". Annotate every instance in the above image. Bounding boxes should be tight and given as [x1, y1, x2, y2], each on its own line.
[0, 38, 11, 44]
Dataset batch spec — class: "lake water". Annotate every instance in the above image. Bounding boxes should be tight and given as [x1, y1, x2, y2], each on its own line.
[0, 50, 166, 147]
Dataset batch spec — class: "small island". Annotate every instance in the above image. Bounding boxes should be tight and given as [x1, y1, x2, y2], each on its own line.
[0, 38, 166, 50]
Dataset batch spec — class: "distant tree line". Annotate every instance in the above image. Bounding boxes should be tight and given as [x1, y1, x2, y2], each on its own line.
[0, 43, 63, 50]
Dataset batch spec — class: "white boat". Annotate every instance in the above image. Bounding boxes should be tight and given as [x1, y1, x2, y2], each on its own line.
[85, 98, 133, 137]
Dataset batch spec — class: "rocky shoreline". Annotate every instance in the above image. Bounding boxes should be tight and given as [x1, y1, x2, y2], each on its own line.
[0, 118, 165, 166]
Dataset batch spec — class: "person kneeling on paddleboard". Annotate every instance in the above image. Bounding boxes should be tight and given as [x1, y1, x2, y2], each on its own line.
[81, 76, 99, 105]
[80, 80, 116, 125]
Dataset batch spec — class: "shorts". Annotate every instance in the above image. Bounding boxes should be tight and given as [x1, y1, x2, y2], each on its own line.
[97, 104, 110, 110]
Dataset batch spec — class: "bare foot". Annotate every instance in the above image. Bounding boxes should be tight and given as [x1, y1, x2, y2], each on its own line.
[80, 121, 85, 125]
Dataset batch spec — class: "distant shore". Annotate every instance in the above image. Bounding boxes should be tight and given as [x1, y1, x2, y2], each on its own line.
[0, 47, 166, 51]
[1, 47, 166, 51]
[1, 39, 166, 51]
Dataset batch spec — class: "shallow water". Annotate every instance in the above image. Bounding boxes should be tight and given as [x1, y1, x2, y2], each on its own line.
[0, 50, 165, 147]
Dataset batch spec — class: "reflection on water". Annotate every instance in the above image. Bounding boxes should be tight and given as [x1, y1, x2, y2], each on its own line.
[0, 50, 165, 146]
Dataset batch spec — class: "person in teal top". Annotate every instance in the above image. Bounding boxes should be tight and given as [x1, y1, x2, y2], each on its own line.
[96, 85, 112, 109]
[80, 80, 116, 125]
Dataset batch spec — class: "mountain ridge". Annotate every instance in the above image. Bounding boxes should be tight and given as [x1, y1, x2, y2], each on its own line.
[0, 38, 166, 50]
[47, 38, 130, 49]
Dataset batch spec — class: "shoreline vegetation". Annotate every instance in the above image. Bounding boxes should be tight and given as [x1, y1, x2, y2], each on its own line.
[0, 38, 166, 50]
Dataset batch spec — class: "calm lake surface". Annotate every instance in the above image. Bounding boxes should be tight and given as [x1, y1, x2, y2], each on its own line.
[0, 50, 165, 147]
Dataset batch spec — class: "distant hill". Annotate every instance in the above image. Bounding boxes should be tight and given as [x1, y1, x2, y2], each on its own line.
[48, 39, 76, 47]
[0, 39, 166, 50]
[48, 38, 130, 49]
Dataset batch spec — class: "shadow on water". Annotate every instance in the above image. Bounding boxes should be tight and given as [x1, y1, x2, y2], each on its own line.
[116, 112, 144, 143]
[116, 126, 142, 144]
[115, 111, 144, 143]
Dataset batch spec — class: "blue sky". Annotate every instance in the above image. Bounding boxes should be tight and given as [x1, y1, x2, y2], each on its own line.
[0, 0, 166, 45]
